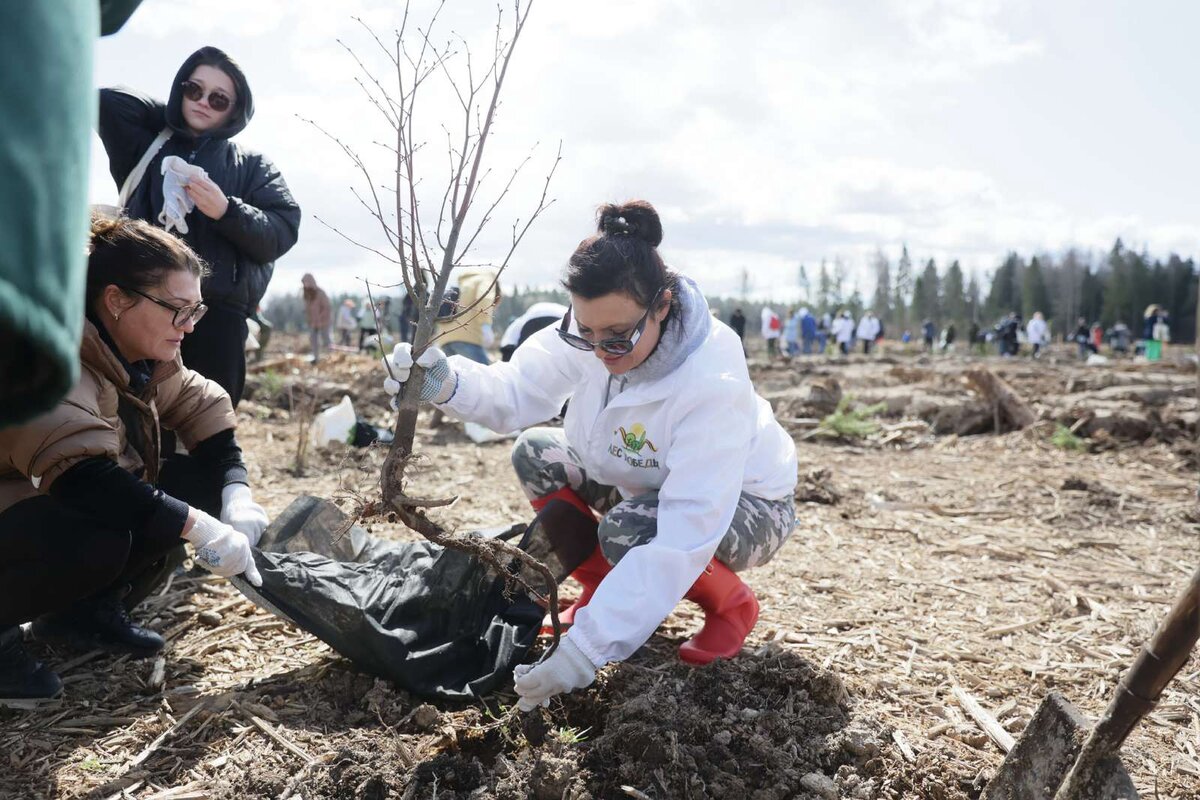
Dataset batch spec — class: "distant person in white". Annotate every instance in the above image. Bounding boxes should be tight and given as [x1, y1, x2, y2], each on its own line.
[832, 311, 855, 355]
[499, 301, 568, 362]
[856, 311, 881, 354]
[1026, 311, 1048, 358]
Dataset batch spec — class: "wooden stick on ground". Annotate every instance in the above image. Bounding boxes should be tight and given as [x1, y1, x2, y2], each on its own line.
[241, 704, 316, 764]
[891, 728, 917, 762]
[123, 703, 205, 773]
[952, 686, 1015, 754]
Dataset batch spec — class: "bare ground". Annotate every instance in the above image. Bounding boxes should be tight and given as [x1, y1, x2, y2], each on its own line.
[2, 339, 1197, 799]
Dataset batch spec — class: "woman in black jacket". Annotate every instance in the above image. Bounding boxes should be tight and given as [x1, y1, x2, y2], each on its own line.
[98, 46, 301, 406]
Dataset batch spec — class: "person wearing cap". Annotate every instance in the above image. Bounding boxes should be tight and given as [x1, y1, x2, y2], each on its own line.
[97, 46, 301, 406]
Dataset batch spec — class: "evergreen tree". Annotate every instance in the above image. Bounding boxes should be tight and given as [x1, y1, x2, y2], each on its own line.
[1101, 239, 1131, 327]
[967, 272, 982, 324]
[797, 263, 810, 305]
[985, 253, 1023, 319]
[1162, 255, 1198, 342]
[1021, 256, 1051, 321]
[911, 258, 941, 322]
[942, 260, 967, 327]
[846, 287, 865, 320]
[816, 260, 833, 314]
[831, 258, 847, 310]
[871, 250, 892, 323]
[892, 244, 912, 329]
[1080, 266, 1105, 325]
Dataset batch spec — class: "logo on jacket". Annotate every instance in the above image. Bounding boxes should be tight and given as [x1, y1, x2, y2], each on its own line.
[609, 424, 660, 468]
[619, 424, 657, 454]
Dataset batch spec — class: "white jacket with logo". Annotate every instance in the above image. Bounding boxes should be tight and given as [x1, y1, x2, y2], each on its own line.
[437, 281, 797, 667]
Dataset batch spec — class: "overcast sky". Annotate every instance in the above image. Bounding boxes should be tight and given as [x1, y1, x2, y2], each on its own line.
[89, 0, 1200, 303]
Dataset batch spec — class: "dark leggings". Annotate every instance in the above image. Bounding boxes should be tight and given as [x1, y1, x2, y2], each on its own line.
[0, 455, 223, 627]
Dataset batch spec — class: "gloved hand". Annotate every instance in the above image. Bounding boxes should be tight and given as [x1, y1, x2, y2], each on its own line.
[382, 342, 458, 404]
[513, 635, 597, 711]
[220, 483, 269, 546]
[183, 510, 263, 586]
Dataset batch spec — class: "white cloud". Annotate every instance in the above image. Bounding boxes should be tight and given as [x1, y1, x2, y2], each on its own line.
[90, 0, 1194, 307]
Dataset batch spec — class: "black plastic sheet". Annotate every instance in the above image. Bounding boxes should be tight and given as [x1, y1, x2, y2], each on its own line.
[231, 495, 595, 701]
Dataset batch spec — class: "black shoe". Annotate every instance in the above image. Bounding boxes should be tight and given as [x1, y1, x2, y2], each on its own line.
[31, 587, 165, 659]
[0, 626, 63, 707]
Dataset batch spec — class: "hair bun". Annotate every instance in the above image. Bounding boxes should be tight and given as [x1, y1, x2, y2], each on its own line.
[87, 209, 128, 252]
[597, 200, 663, 247]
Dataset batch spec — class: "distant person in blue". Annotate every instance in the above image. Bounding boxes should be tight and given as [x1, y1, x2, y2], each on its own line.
[921, 319, 937, 352]
[800, 308, 818, 354]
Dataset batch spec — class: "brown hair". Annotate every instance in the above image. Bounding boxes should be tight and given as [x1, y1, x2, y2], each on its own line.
[86, 213, 209, 310]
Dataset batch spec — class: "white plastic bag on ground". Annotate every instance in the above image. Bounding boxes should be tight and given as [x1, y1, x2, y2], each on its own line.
[463, 421, 519, 444]
[311, 395, 356, 448]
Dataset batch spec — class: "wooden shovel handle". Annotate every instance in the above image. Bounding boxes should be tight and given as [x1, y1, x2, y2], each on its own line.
[1091, 565, 1199, 750]
[1124, 566, 1200, 706]
[1054, 567, 1199, 799]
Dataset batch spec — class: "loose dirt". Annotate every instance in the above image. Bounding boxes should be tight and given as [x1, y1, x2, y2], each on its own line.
[2, 338, 1196, 799]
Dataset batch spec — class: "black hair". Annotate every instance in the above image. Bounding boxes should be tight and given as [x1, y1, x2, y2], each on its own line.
[86, 213, 209, 310]
[563, 200, 679, 324]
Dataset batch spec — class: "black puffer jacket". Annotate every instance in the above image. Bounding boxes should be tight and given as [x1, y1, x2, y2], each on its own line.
[98, 46, 301, 315]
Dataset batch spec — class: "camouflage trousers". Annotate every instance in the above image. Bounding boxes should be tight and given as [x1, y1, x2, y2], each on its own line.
[511, 427, 796, 572]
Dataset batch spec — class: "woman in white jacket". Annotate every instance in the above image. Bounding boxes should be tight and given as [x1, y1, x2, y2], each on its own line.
[383, 201, 797, 710]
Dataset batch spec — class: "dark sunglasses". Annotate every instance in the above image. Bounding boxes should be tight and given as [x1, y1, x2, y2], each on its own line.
[558, 289, 663, 356]
[120, 286, 208, 328]
[180, 80, 233, 112]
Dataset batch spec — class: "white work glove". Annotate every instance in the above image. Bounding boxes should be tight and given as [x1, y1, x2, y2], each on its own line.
[183, 510, 263, 587]
[513, 635, 598, 711]
[382, 342, 458, 405]
[220, 483, 269, 546]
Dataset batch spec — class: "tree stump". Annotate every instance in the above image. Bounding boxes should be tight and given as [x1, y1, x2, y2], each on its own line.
[965, 369, 1037, 430]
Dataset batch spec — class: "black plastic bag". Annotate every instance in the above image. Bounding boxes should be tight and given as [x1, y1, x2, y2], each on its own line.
[231, 495, 596, 701]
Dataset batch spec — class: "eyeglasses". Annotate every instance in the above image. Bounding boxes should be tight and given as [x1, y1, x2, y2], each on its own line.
[180, 80, 233, 112]
[557, 289, 663, 356]
[120, 286, 208, 328]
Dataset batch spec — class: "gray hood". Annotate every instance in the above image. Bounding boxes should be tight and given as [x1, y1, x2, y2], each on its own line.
[603, 276, 711, 404]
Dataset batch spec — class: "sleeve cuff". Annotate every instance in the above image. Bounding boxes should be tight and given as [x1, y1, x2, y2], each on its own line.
[565, 627, 605, 670]
[222, 465, 249, 487]
[145, 490, 191, 550]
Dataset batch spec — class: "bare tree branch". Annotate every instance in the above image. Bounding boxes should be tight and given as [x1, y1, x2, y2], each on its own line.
[319, 1, 563, 653]
[313, 215, 400, 264]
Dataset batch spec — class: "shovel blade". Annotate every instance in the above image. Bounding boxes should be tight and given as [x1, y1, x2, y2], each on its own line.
[982, 692, 1138, 800]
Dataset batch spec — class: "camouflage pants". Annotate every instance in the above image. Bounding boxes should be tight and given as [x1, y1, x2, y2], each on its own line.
[511, 427, 795, 572]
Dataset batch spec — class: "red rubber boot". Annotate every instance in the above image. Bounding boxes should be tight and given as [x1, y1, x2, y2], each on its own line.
[531, 487, 612, 629]
[678, 559, 760, 665]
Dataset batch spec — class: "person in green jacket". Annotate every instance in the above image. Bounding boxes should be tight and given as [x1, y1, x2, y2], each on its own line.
[0, 1, 143, 428]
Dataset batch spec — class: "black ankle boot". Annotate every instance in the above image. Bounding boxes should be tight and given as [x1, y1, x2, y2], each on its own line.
[0, 626, 63, 706]
[32, 587, 165, 658]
